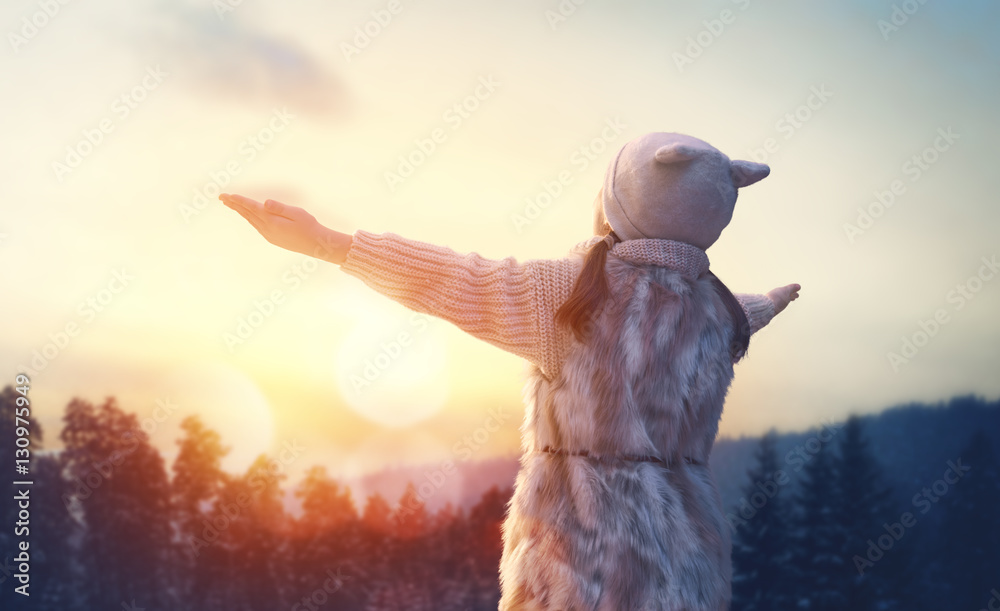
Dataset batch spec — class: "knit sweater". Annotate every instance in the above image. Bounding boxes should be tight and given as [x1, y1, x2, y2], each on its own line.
[338, 230, 776, 379]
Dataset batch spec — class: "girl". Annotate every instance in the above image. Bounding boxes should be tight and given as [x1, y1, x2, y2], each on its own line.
[221, 131, 800, 610]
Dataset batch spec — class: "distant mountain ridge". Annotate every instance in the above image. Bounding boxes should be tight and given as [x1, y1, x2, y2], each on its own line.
[348, 394, 1000, 516]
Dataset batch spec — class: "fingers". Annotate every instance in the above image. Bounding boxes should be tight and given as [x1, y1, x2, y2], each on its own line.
[223, 193, 263, 210]
[221, 193, 275, 228]
[265, 198, 314, 223]
[221, 193, 263, 217]
[264, 199, 297, 220]
[220, 194, 270, 234]
[230, 202, 267, 234]
[766, 284, 801, 315]
[221, 193, 307, 225]
[783, 283, 801, 309]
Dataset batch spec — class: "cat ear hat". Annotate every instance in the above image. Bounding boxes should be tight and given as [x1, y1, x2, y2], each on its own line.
[593, 132, 770, 250]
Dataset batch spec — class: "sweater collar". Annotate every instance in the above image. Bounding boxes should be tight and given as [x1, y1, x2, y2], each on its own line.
[576, 235, 711, 280]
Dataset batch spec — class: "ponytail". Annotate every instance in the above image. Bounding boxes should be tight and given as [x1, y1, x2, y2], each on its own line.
[555, 227, 751, 362]
[554, 226, 619, 343]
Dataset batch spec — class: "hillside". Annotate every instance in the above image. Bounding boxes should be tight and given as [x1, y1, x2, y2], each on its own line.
[351, 394, 1000, 516]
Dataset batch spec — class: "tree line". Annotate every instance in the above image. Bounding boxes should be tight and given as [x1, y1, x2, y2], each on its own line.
[0, 388, 505, 610]
[730, 417, 999, 611]
[1, 386, 998, 610]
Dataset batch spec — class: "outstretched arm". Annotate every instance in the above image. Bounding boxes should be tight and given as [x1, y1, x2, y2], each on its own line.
[219, 193, 553, 370]
[734, 283, 801, 336]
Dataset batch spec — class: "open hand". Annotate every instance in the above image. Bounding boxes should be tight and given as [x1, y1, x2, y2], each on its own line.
[766, 283, 801, 316]
[219, 193, 351, 264]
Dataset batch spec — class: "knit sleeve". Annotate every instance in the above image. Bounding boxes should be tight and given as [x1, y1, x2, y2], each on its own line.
[337, 229, 575, 375]
[734, 293, 776, 336]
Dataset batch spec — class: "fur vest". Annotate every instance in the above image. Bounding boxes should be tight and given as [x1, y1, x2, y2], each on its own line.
[498, 248, 738, 611]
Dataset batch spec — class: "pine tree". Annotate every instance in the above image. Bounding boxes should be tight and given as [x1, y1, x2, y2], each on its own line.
[426, 502, 479, 610]
[171, 415, 229, 608]
[393, 482, 428, 540]
[231, 455, 290, 610]
[730, 431, 795, 611]
[465, 485, 510, 609]
[60, 396, 172, 610]
[836, 415, 896, 611]
[31, 454, 79, 610]
[290, 466, 362, 610]
[355, 491, 394, 605]
[362, 492, 393, 536]
[0, 385, 80, 609]
[789, 441, 846, 611]
[296, 465, 357, 535]
[935, 430, 1000, 609]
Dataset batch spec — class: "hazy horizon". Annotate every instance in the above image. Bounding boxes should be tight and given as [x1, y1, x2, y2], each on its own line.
[3, 0, 998, 480]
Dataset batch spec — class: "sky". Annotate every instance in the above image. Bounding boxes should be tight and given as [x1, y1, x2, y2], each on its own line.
[2, 0, 998, 482]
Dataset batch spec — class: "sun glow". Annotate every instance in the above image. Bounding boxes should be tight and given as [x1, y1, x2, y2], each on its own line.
[333, 298, 451, 428]
[154, 360, 276, 474]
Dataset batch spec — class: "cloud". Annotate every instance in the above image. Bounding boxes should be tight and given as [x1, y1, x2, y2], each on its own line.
[120, 0, 350, 118]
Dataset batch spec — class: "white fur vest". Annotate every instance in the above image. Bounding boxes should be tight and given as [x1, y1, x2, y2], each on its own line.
[498, 249, 738, 611]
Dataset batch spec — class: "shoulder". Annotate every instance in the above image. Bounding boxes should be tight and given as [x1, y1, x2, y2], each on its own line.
[522, 236, 597, 287]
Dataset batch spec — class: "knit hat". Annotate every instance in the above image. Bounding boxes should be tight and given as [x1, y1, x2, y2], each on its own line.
[594, 132, 770, 250]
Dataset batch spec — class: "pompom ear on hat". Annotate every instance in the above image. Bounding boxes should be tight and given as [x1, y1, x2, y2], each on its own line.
[599, 132, 770, 250]
[730, 160, 770, 188]
[653, 143, 704, 164]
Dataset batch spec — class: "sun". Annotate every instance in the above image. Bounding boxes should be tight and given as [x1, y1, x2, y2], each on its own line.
[330, 295, 451, 428]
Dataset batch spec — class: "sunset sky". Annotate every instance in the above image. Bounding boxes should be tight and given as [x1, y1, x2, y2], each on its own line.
[2, 0, 998, 482]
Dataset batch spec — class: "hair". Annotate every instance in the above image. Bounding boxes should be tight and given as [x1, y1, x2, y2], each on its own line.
[706, 271, 751, 363]
[554, 224, 619, 344]
[554, 224, 751, 363]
